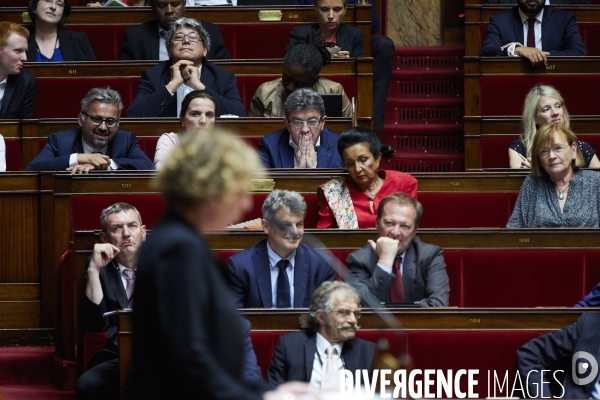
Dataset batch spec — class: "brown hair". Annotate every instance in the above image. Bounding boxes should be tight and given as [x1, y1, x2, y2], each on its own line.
[530, 123, 584, 178]
[0, 22, 30, 49]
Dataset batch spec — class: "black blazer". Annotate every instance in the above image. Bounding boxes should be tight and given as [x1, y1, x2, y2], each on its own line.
[267, 329, 376, 388]
[119, 19, 230, 61]
[286, 23, 365, 57]
[130, 211, 265, 400]
[0, 71, 36, 119]
[479, 6, 587, 56]
[126, 59, 246, 118]
[26, 27, 96, 61]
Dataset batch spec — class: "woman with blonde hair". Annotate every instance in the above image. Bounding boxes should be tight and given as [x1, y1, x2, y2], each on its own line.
[130, 128, 315, 400]
[507, 123, 600, 228]
[509, 84, 600, 169]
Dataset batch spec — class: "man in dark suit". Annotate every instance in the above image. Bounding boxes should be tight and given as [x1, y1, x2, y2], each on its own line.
[258, 88, 343, 169]
[75, 202, 147, 400]
[26, 87, 154, 172]
[119, 0, 230, 61]
[126, 17, 245, 118]
[479, 0, 586, 66]
[517, 312, 600, 398]
[347, 193, 450, 307]
[0, 22, 36, 119]
[268, 281, 376, 391]
[228, 189, 335, 308]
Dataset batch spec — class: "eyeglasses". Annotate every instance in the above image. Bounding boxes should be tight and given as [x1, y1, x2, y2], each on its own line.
[42, 0, 65, 7]
[538, 145, 567, 158]
[82, 112, 119, 128]
[287, 118, 322, 129]
[332, 309, 361, 319]
[172, 33, 201, 43]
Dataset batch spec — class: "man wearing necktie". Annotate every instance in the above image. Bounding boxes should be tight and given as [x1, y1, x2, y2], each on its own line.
[267, 281, 376, 391]
[76, 203, 146, 400]
[227, 189, 335, 308]
[518, 312, 600, 398]
[479, 0, 586, 67]
[346, 193, 450, 307]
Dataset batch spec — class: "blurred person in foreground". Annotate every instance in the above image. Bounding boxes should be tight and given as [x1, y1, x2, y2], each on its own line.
[129, 128, 316, 399]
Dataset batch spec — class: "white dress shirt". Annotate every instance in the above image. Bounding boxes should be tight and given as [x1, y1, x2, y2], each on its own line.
[0, 134, 6, 172]
[267, 242, 295, 308]
[68, 137, 119, 170]
[0, 78, 7, 113]
[507, 8, 544, 56]
[310, 333, 345, 389]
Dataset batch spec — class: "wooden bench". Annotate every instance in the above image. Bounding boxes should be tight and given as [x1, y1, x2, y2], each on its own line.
[24, 58, 373, 126]
[4, 5, 372, 59]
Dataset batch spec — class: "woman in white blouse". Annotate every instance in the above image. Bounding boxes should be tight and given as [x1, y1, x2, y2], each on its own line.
[154, 90, 217, 169]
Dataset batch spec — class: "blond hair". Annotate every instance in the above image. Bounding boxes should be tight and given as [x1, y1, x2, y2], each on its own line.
[156, 128, 263, 209]
[521, 85, 571, 158]
[530, 123, 584, 178]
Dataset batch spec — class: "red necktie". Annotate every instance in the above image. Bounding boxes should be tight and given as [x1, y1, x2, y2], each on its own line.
[390, 257, 404, 303]
[527, 18, 536, 48]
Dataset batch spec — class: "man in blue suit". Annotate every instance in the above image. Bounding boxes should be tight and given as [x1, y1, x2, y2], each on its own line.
[26, 88, 154, 173]
[227, 189, 335, 308]
[479, 0, 586, 66]
[258, 88, 343, 169]
[126, 17, 245, 118]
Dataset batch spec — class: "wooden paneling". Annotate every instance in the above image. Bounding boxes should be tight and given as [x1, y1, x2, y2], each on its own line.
[0, 301, 40, 329]
[0, 284, 40, 301]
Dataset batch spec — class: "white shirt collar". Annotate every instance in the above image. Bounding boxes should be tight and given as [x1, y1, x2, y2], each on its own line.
[316, 332, 344, 358]
[81, 135, 108, 155]
[519, 7, 544, 24]
[266, 241, 296, 269]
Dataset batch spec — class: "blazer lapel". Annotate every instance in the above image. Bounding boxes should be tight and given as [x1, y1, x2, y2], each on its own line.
[402, 245, 417, 303]
[71, 130, 85, 154]
[341, 340, 358, 371]
[58, 30, 75, 61]
[512, 7, 525, 45]
[305, 334, 317, 381]
[541, 7, 552, 51]
[278, 131, 295, 168]
[107, 261, 129, 309]
[316, 130, 333, 168]
[149, 21, 161, 60]
[293, 245, 309, 307]
[0, 76, 15, 119]
[252, 241, 273, 307]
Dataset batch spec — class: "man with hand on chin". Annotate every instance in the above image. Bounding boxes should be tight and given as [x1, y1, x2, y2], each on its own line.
[258, 88, 343, 169]
[479, 0, 586, 67]
[127, 17, 245, 118]
[347, 193, 450, 307]
[25, 87, 154, 173]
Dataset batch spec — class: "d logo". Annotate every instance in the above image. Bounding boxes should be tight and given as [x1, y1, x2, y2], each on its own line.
[572, 351, 598, 386]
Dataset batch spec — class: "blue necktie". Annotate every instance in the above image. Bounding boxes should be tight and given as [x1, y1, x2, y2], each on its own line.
[276, 259, 291, 308]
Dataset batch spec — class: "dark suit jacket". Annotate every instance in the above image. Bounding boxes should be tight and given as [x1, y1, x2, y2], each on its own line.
[518, 312, 600, 398]
[119, 19, 230, 61]
[258, 127, 344, 169]
[81, 259, 128, 353]
[227, 240, 335, 308]
[286, 24, 364, 57]
[126, 59, 246, 118]
[26, 27, 96, 61]
[484, 0, 589, 4]
[267, 329, 376, 388]
[130, 211, 264, 400]
[25, 127, 155, 171]
[347, 236, 450, 307]
[479, 6, 587, 56]
[575, 281, 600, 307]
[0, 71, 36, 119]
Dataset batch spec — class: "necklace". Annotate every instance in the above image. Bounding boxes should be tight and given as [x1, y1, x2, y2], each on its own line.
[557, 182, 569, 200]
[36, 34, 59, 62]
[364, 177, 383, 214]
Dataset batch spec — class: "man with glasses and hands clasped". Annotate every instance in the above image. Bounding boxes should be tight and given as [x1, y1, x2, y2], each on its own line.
[258, 88, 343, 169]
[26, 87, 154, 173]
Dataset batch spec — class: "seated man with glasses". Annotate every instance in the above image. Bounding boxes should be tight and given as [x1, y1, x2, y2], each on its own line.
[26, 87, 154, 173]
[258, 88, 343, 169]
[267, 281, 375, 391]
[127, 17, 245, 118]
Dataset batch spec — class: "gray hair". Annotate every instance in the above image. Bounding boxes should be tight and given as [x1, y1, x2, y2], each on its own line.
[100, 203, 143, 232]
[262, 189, 306, 222]
[80, 87, 123, 116]
[307, 281, 360, 331]
[284, 88, 326, 119]
[165, 17, 211, 53]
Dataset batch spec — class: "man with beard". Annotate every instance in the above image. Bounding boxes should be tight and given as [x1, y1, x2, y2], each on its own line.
[479, 0, 586, 66]
[119, 0, 230, 61]
[25, 88, 154, 172]
[267, 281, 375, 391]
[227, 189, 335, 308]
[347, 193, 450, 307]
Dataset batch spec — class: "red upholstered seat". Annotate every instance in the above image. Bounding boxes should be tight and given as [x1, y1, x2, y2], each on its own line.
[232, 25, 291, 59]
[418, 193, 513, 228]
[461, 250, 585, 307]
[4, 138, 22, 171]
[584, 250, 600, 293]
[443, 250, 462, 307]
[62, 25, 129, 61]
[480, 136, 517, 169]
[60, 250, 76, 361]
[82, 332, 108, 372]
